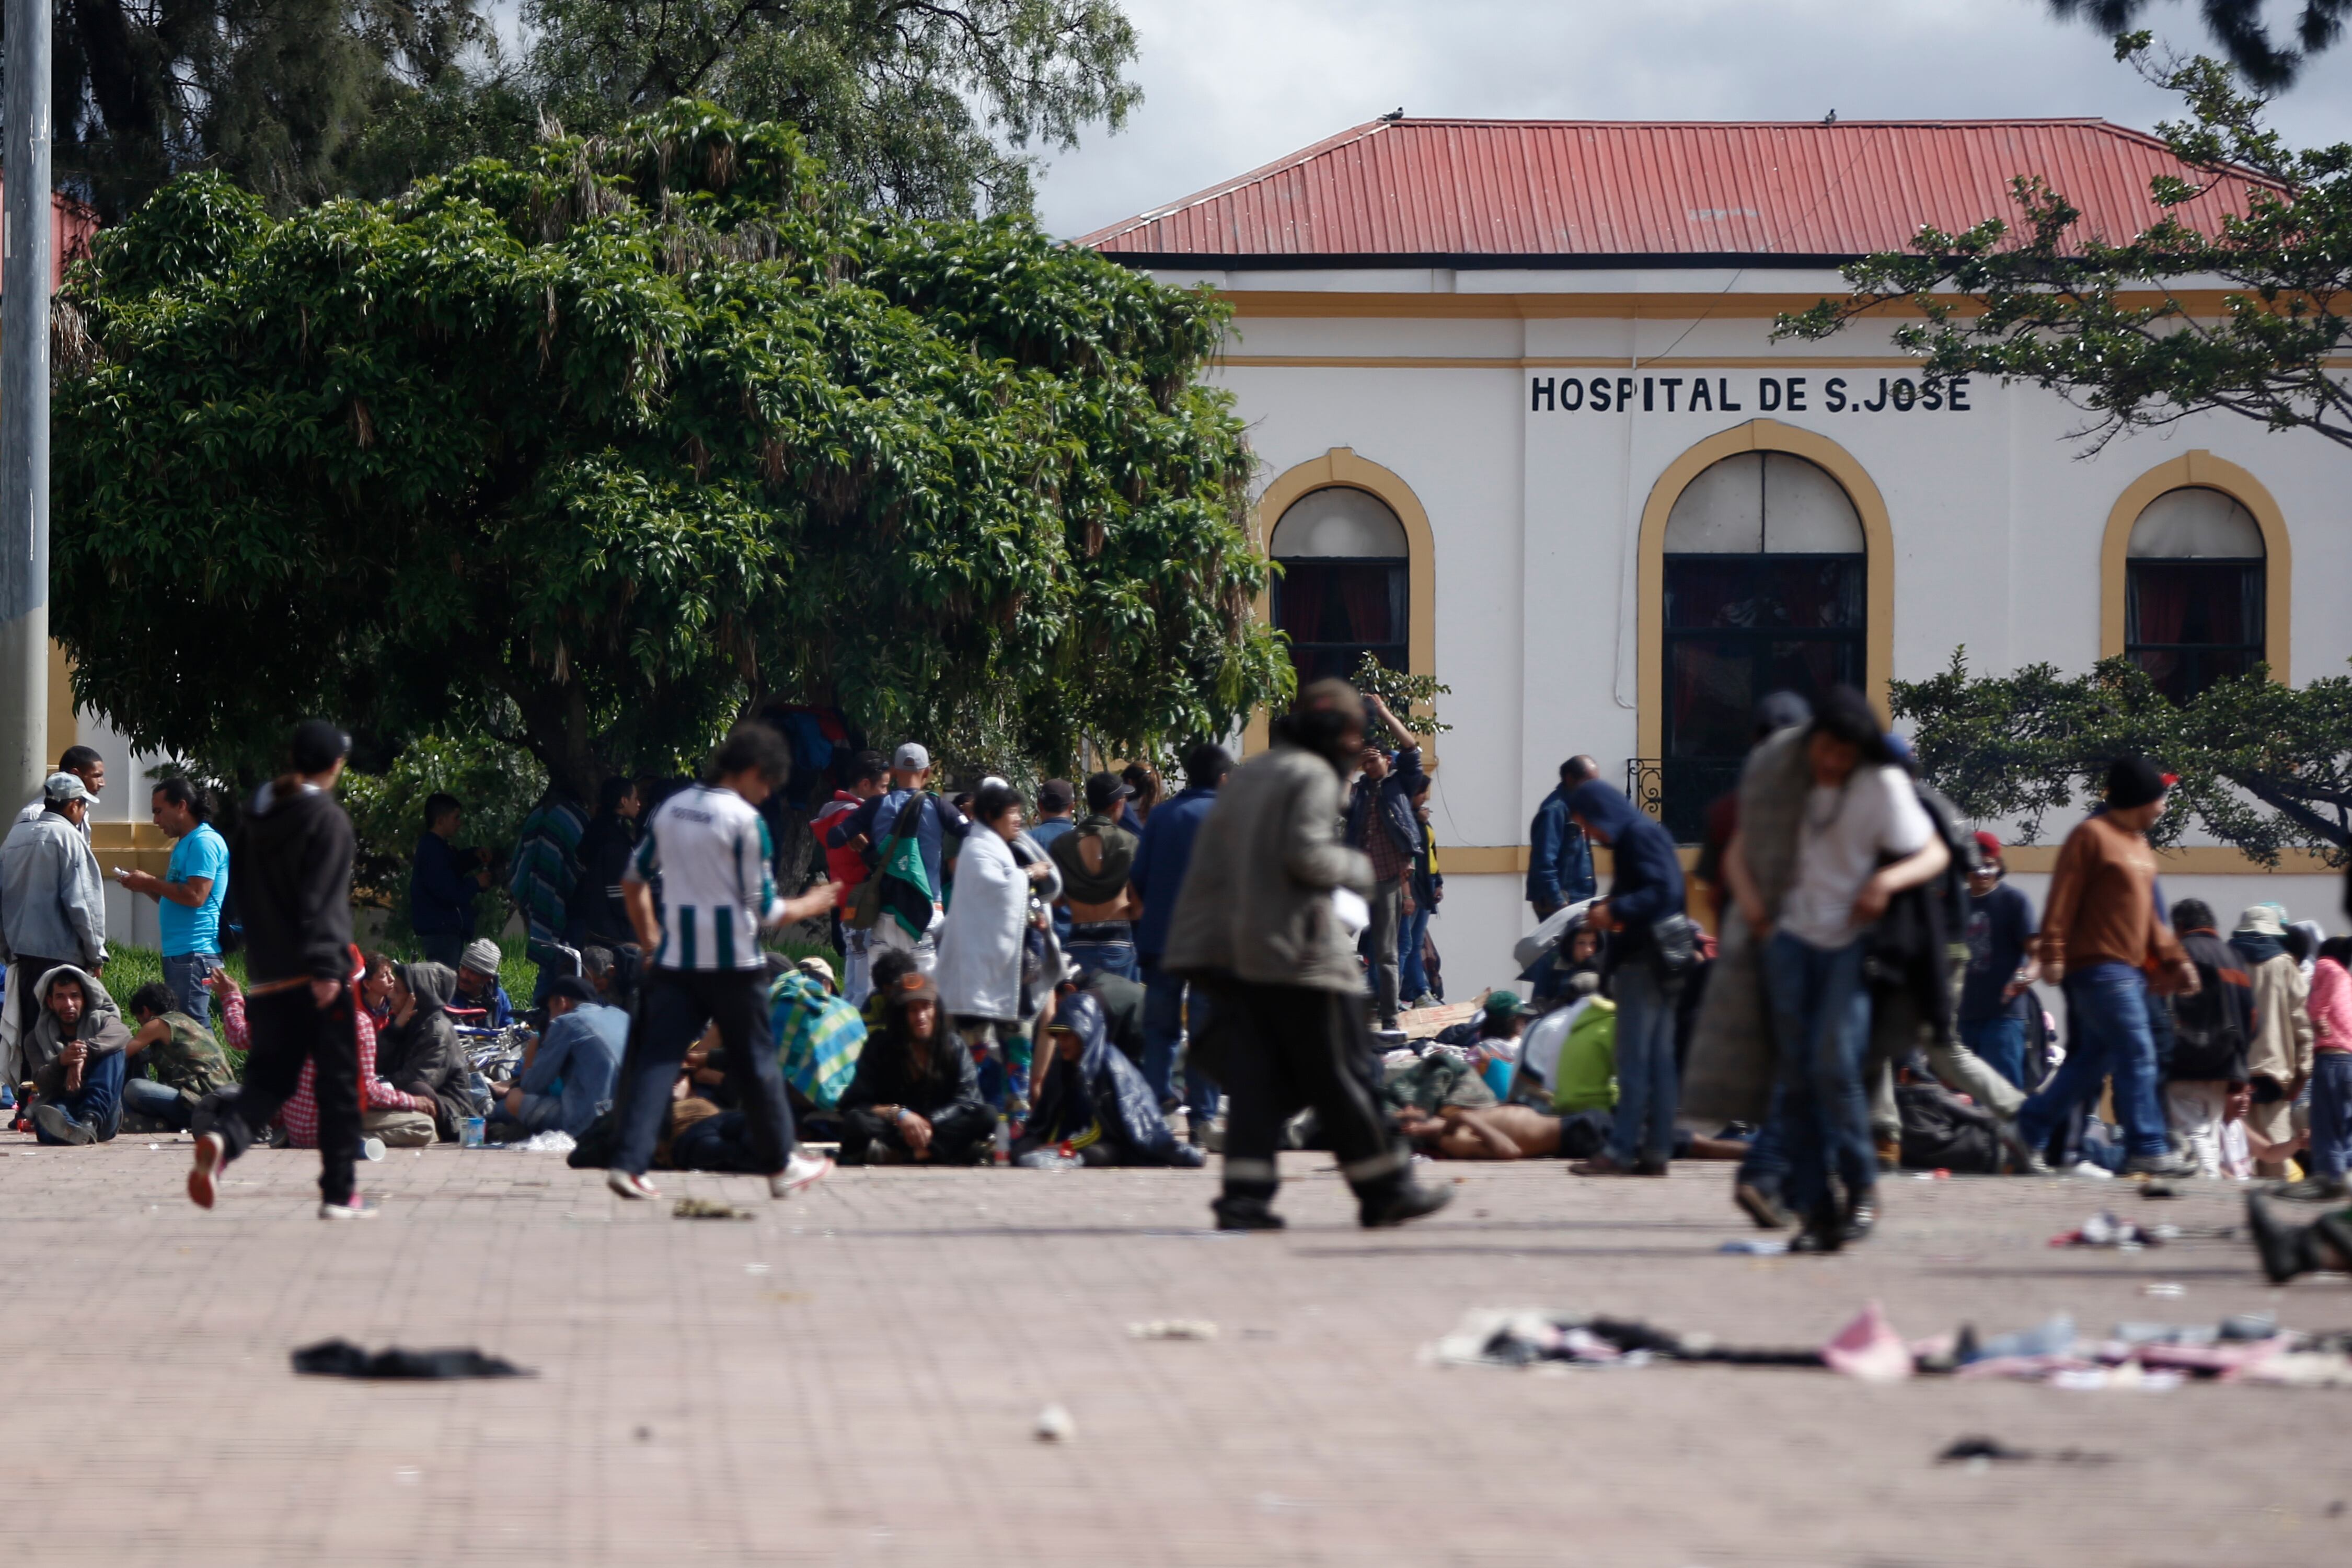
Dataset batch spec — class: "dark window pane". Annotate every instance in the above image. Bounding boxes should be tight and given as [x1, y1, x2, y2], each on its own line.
[1666, 555, 1862, 630]
[1667, 638, 1755, 760]
[2125, 560, 2264, 701]
[1274, 558, 1409, 687]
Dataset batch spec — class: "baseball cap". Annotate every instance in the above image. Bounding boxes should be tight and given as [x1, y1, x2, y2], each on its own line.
[1085, 770, 1134, 813]
[1482, 989, 1537, 1019]
[892, 743, 930, 772]
[291, 718, 351, 774]
[41, 771, 89, 804]
[1971, 831, 2004, 863]
[1037, 779, 1075, 813]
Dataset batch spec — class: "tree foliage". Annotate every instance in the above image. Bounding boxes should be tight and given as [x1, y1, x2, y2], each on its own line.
[523, 0, 1139, 217]
[52, 101, 1287, 800]
[1779, 39, 2352, 453]
[2050, 1, 2350, 87]
[338, 732, 546, 933]
[22, 0, 1136, 222]
[1892, 649, 2352, 863]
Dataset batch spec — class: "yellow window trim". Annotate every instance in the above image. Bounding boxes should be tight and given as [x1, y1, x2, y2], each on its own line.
[1246, 448, 1438, 759]
[2099, 451, 2291, 684]
[1636, 419, 1896, 761]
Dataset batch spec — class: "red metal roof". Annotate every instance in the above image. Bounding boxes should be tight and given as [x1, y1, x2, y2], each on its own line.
[1078, 118, 2266, 263]
[0, 180, 101, 289]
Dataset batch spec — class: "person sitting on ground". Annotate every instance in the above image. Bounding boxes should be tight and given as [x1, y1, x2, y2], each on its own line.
[860, 947, 920, 1031]
[207, 967, 438, 1148]
[120, 980, 236, 1134]
[1019, 989, 1206, 1167]
[837, 972, 995, 1165]
[1398, 1102, 1750, 1163]
[376, 961, 484, 1140]
[488, 975, 626, 1139]
[450, 938, 514, 1027]
[2246, 1189, 2352, 1284]
[21, 966, 132, 1145]
[1083, 966, 1148, 1064]
[1434, 989, 1537, 1053]
[359, 951, 397, 1029]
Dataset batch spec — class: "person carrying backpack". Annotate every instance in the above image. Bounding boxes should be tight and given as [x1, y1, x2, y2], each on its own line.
[2162, 900, 2252, 1179]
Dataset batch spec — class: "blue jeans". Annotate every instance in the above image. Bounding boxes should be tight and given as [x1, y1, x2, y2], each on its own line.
[122, 1075, 195, 1130]
[36, 1049, 125, 1143]
[2016, 962, 2169, 1159]
[2309, 1052, 2352, 1180]
[1609, 962, 1679, 1167]
[1760, 932, 1875, 1217]
[1958, 1015, 2027, 1090]
[1139, 957, 1220, 1123]
[1065, 924, 1139, 982]
[162, 952, 220, 1031]
[1398, 907, 1433, 1000]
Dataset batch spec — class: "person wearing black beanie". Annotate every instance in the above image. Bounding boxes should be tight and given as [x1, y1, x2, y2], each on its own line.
[2009, 755, 2199, 1179]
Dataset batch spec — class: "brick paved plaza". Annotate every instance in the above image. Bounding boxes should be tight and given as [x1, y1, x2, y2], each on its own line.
[4, 1128, 2346, 1566]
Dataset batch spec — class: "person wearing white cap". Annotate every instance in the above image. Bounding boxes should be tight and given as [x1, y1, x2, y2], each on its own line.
[822, 740, 972, 975]
[1, 771, 109, 1080]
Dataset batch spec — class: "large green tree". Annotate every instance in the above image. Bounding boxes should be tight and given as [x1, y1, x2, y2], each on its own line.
[52, 101, 1287, 797]
[1893, 651, 2352, 863]
[2051, 2, 2350, 87]
[1779, 38, 2352, 453]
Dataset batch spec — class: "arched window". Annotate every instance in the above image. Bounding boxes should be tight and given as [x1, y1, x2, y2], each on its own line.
[1270, 486, 1410, 684]
[1661, 452, 1866, 838]
[2125, 486, 2266, 701]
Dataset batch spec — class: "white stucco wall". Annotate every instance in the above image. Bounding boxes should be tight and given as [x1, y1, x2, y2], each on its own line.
[1185, 267, 2351, 997]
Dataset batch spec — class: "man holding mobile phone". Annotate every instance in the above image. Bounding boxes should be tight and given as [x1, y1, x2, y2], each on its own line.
[116, 778, 228, 1030]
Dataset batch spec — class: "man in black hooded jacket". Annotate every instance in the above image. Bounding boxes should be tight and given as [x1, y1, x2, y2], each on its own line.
[187, 721, 372, 1219]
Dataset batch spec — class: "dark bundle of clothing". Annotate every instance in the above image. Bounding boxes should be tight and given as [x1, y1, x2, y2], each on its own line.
[1894, 1075, 2003, 1174]
[1022, 991, 1203, 1167]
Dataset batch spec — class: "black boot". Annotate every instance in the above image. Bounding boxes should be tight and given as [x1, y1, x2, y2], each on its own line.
[1788, 1203, 1845, 1254]
[1358, 1177, 1453, 1229]
[2246, 1193, 2320, 1284]
[1840, 1189, 1878, 1245]
[1211, 1194, 1285, 1231]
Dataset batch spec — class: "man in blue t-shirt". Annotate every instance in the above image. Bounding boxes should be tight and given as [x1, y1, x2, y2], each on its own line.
[1958, 832, 2040, 1089]
[117, 778, 228, 1030]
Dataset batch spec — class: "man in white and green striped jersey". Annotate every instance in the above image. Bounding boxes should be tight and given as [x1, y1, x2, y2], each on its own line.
[606, 724, 837, 1202]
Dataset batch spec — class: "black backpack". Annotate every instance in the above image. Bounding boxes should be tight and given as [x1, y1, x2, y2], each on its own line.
[2169, 935, 2248, 1082]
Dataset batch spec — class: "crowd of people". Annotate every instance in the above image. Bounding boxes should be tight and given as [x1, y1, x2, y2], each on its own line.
[5, 679, 2351, 1272]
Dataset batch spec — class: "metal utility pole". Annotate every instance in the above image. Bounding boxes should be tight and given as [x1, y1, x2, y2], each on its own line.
[0, 0, 53, 811]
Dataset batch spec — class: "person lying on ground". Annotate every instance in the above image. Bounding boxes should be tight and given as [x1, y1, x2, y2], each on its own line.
[487, 975, 626, 1139]
[376, 961, 485, 1140]
[1397, 1103, 1748, 1163]
[207, 968, 436, 1148]
[2246, 1190, 2352, 1284]
[450, 938, 514, 1027]
[837, 972, 995, 1165]
[121, 980, 235, 1134]
[1019, 988, 1206, 1167]
[22, 966, 131, 1145]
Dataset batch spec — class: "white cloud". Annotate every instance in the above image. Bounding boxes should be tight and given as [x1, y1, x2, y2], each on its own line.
[1036, 0, 2352, 238]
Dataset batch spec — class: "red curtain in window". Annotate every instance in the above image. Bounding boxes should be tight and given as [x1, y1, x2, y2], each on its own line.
[1339, 568, 1393, 644]
[2128, 565, 2190, 647]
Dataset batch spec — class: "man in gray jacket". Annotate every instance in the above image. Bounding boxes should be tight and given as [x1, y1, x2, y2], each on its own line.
[1165, 679, 1451, 1232]
[2, 773, 108, 1076]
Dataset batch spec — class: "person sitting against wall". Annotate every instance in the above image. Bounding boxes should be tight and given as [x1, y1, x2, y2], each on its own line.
[838, 971, 996, 1165]
[121, 980, 236, 1134]
[449, 938, 514, 1027]
[487, 975, 626, 1139]
[1018, 988, 1205, 1167]
[21, 966, 131, 1145]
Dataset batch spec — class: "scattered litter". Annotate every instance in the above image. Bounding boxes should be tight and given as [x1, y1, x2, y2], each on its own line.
[2049, 1211, 2176, 1249]
[291, 1340, 531, 1379]
[2142, 1282, 2186, 1298]
[2140, 1181, 2181, 1200]
[1128, 1320, 1219, 1341]
[1823, 1302, 1912, 1383]
[1937, 1435, 2111, 1466]
[521, 1130, 576, 1154]
[1719, 1237, 1788, 1256]
[395, 1467, 422, 1484]
[1424, 1308, 1816, 1371]
[672, 1197, 753, 1221]
[147, 1143, 159, 1151]
[743, 1263, 771, 1275]
[1970, 1314, 2075, 1363]
[1034, 1403, 1076, 1442]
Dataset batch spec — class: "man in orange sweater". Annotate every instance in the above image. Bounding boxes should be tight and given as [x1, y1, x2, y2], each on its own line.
[2012, 757, 2199, 1178]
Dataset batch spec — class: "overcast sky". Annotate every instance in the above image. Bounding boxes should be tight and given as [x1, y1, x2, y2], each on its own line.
[1033, 0, 2352, 238]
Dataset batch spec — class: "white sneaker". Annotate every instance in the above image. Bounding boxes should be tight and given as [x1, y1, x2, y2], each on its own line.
[607, 1169, 661, 1201]
[770, 1150, 834, 1200]
[318, 1196, 378, 1220]
[187, 1131, 227, 1209]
